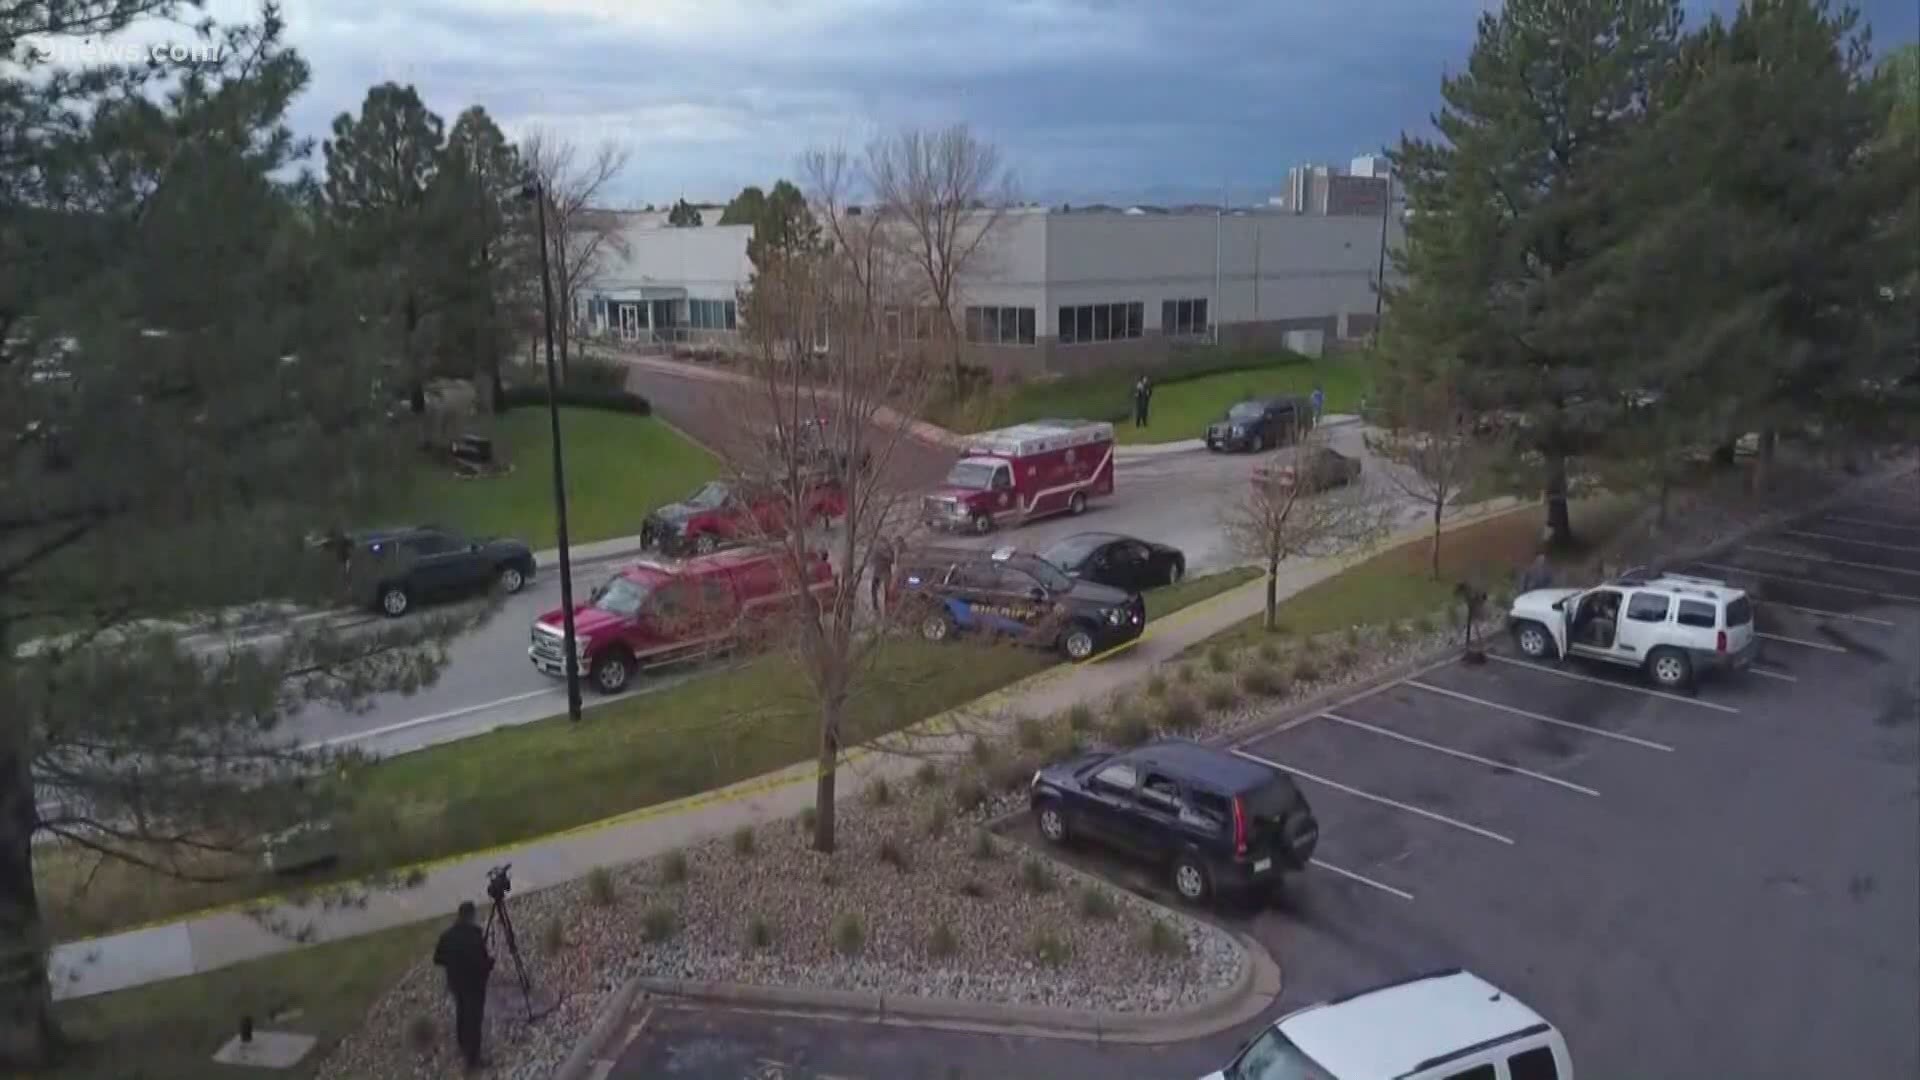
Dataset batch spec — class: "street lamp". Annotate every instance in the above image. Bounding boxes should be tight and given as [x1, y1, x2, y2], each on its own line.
[521, 178, 583, 722]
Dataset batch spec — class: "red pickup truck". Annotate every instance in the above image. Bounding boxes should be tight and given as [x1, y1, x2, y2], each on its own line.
[529, 545, 835, 693]
[640, 477, 847, 556]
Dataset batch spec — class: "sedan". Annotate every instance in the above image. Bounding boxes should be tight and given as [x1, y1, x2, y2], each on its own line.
[1252, 447, 1361, 495]
[1039, 532, 1186, 592]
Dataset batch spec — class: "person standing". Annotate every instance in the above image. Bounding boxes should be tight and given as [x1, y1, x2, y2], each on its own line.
[870, 534, 896, 616]
[433, 901, 494, 1072]
[1131, 376, 1148, 428]
[1309, 384, 1325, 428]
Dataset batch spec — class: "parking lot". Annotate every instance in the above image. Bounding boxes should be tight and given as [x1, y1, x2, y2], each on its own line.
[1017, 484, 1920, 1079]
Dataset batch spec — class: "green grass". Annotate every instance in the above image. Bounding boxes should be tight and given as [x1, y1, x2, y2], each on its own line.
[400, 407, 720, 549]
[933, 350, 1374, 446]
[49, 920, 436, 1080]
[43, 568, 1254, 941]
[1143, 565, 1260, 619]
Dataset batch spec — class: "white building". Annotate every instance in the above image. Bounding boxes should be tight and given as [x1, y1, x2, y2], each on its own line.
[574, 213, 750, 346]
[1349, 154, 1393, 180]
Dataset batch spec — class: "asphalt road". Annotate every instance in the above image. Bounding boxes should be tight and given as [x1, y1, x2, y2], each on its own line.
[275, 361, 1403, 757]
[611, 485, 1920, 1080]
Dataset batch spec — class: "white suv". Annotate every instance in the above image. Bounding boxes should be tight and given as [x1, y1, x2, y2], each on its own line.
[1200, 968, 1572, 1080]
[1507, 569, 1756, 690]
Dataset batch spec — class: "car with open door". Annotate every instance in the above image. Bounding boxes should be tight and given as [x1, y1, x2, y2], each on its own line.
[1507, 569, 1756, 690]
[1038, 532, 1186, 592]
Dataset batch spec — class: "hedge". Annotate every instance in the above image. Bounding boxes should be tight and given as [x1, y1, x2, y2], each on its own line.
[499, 384, 652, 415]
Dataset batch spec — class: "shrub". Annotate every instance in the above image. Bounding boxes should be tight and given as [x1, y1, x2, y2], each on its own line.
[563, 355, 629, 392]
[798, 805, 817, 834]
[970, 827, 997, 861]
[1066, 703, 1094, 732]
[1241, 665, 1287, 698]
[832, 912, 866, 956]
[957, 878, 990, 899]
[877, 836, 911, 871]
[498, 384, 651, 415]
[923, 803, 950, 839]
[928, 921, 959, 958]
[1107, 708, 1153, 748]
[540, 915, 567, 953]
[865, 776, 893, 806]
[731, 825, 756, 857]
[586, 866, 617, 907]
[969, 735, 997, 766]
[1333, 647, 1360, 671]
[1206, 646, 1233, 674]
[990, 754, 1038, 792]
[1342, 625, 1363, 648]
[641, 905, 678, 943]
[1046, 726, 1086, 760]
[1291, 657, 1321, 684]
[953, 775, 989, 813]
[1255, 640, 1282, 663]
[1175, 663, 1198, 685]
[1020, 856, 1056, 894]
[1200, 679, 1237, 713]
[405, 1015, 436, 1053]
[1015, 715, 1047, 750]
[1029, 928, 1073, 967]
[1385, 620, 1410, 643]
[660, 849, 689, 885]
[1417, 612, 1442, 635]
[1142, 918, 1186, 958]
[1160, 692, 1204, 731]
[745, 914, 773, 950]
[1145, 672, 1169, 698]
[1077, 886, 1118, 921]
[915, 760, 942, 788]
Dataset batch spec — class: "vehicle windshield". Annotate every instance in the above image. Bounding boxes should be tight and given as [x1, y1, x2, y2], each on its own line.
[592, 575, 653, 617]
[1227, 402, 1266, 421]
[1024, 559, 1073, 592]
[1040, 535, 1110, 568]
[1227, 1027, 1335, 1080]
[684, 482, 731, 509]
[945, 461, 999, 490]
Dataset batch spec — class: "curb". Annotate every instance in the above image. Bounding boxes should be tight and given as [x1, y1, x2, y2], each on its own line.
[553, 970, 646, 1080]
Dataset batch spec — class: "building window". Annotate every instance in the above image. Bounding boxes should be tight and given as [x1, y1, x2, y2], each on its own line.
[1162, 298, 1209, 336]
[963, 305, 1037, 346]
[1058, 302, 1144, 346]
[688, 299, 737, 331]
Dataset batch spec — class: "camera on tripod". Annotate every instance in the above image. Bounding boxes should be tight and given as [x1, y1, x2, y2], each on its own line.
[486, 863, 512, 903]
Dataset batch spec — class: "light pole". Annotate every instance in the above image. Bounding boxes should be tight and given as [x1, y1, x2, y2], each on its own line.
[522, 179, 583, 722]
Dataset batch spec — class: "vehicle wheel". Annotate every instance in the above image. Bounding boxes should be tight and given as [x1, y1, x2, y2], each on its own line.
[970, 512, 993, 535]
[592, 650, 632, 694]
[1061, 624, 1097, 662]
[1165, 560, 1184, 586]
[1068, 490, 1088, 516]
[1172, 853, 1212, 905]
[920, 611, 954, 644]
[1036, 801, 1070, 845]
[1512, 620, 1556, 660]
[693, 533, 720, 555]
[497, 564, 527, 594]
[378, 584, 410, 618]
[1647, 647, 1694, 691]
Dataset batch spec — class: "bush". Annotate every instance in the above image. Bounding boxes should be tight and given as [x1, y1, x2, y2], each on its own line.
[923, 803, 950, 838]
[1175, 664, 1199, 685]
[915, 760, 942, 788]
[1241, 665, 1287, 698]
[660, 849, 689, 885]
[1201, 679, 1238, 713]
[953, 775, 990, 813]
[1046, 726, 1086, 760]
[1342, 625, 1363, 648]
[1020, 856, 1056, 895]
[1386, 620, 1411, 643]
[406, 1015, 436, 1053]
[540, 915, 567, 953]
[957, 878, 990, 899]
[745, 914, 773, 950]
[866, 776, 893, 806]
[1142, 918, 1186, 958]
[641, 905, 678, 943]
[990, 754, 1039, 792]
[1416, 612, 1443, 635]
[1066, 702, 1094, 732]
[1255, 640, 1282, 663]
[970, 827, 997, 861]
[1333, 647, 1360, 671]
[498, 383, 651, 416]
[1106, 707, 1153, 748]
[1206, 646, 1233, 674]
[587, 866, 617, 907]
[563, 355, 629, 392]
[1291, 657, 1321, 684]
[928, 922, 959, 959]
[877, 836, 911, 871]
[1077, 886, 1118, 921]
[969, 735, 997, 766]
[1028, 928, 1073, 967]
[832, 912, 866, 956]
[1145, 672, 1168, 698]
[1015, 715, 1047, 750]
[1160, 692, 1204, 731]
[798, 805, 817, 834]
[732, 825, 756, 857]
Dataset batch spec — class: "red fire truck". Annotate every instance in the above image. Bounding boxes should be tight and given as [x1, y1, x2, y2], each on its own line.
[922, 419, 1116, 534]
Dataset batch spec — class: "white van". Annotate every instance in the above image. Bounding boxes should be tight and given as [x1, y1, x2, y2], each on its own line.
[1200, 969, 1572, 1080]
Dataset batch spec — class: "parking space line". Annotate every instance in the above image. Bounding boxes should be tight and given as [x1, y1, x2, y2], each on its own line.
[1784, 529, 1920, 555]
[1322, 711, 1600, 796]
[1403, 680, 1675, 752]
[1823, 515, 1920, 535]
[1749, 666, 1798, 683]
[1231, 748, 1516, 845]
[1694, 562, 1920, 605]
[1758, 600, 1896, 627]
[1757, 631, 1847, 654]
[1310, 858, 1415, 902]
[1485, 654, 1741, 714]
[1744, 545, 1920, 579]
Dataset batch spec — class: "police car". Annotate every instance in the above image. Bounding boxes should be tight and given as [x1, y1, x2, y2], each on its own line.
[889, 546, 1146, 661]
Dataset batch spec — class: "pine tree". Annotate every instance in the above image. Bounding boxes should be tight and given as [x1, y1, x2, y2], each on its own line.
[668, 197, 703, 227]
[430, 106, 528, 411]
[0, 8, 473, 1066]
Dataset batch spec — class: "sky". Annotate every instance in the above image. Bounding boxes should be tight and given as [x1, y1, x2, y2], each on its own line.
[94, 0, 1920, 207]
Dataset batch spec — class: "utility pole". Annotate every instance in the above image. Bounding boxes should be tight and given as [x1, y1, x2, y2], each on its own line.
[1372, 172, 1393, 347]
[524, 179, 584, 722]
[1213, 183, 1225, 346]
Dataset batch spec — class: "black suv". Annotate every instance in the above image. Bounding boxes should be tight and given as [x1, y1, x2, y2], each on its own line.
[342, 525, 535, 617]
[891, 546, 1145, 661]
[1030, 738, 1318, 905]
[1205, 397, 1309, 452]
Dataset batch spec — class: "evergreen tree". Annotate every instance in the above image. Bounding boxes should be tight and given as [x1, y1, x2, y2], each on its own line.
[668, 196, 702, 227]
[718, 184, 766, 226]
[430, 106, 527, 411]
[0, 8, 472, 1065]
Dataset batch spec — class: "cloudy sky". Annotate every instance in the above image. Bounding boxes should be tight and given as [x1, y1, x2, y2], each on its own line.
[175, 0, 1920, 206]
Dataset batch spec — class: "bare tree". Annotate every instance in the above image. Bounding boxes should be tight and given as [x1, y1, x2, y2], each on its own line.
[865, 124, 1013, 389]
[1363, 362, 1491, 579]
[1223, 427, 1397, 632]
[520, 130, 631, 375]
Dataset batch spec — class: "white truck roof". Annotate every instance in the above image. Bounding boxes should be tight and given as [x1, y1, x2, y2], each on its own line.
[1280, 970, 1551, 1079]
[965, 418, 1113, 459]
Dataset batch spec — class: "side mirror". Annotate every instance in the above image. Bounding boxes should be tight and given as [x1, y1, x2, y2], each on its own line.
[590, 584, 608, 603]
[1550, 599, 1563, 610]
[1028, 587, 1047, 603]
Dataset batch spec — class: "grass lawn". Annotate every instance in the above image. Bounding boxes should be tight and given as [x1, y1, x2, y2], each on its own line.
[42, 569, 1254, 942]
[400, 407, 720, 550]
[1197, 494, 1642, 654]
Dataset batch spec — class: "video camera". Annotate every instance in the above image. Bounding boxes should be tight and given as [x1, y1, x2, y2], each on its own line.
[486, 863, 512, 903]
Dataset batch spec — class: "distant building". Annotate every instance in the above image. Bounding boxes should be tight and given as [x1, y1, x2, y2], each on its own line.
[573, 211, 750, 346]
[1348, 154, 1392, 180]
[1271, 163, 1390, 218]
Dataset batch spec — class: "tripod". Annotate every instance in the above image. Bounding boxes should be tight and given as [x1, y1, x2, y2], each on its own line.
[483, 873, 539, 1021]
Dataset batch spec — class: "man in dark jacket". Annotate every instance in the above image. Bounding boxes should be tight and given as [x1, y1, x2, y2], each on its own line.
[433, 901, 494, 1071]
[870, 534, 896, 615]
[1132, 376, 1154, 428]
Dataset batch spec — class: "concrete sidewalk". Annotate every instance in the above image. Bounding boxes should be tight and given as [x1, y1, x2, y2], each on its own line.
[49, 496, 1526, 1002]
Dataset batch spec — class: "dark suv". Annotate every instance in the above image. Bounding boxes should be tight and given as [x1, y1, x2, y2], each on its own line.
[342, 525, 535, 617]
[1205, 397, 1309, 453]
[891, 546, 1145, 661]
[1029, 738, 1318, 905]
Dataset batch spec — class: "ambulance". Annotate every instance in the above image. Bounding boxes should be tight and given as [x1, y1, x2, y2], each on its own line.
[921, 418, 1116, 534]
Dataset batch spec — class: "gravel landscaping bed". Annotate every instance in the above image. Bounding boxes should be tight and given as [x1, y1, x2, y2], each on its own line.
[316, 775, 1242, 1079]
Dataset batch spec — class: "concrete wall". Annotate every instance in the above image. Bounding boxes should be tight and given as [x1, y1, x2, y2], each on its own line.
[592, 221, 752, 302]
